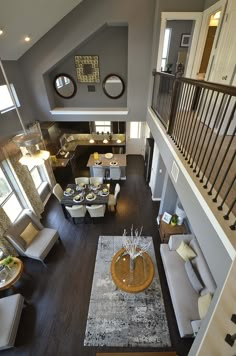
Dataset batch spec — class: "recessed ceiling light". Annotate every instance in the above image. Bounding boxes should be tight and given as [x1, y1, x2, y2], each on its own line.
[24, 36, 31, 42]
[0, 29, 4, 36]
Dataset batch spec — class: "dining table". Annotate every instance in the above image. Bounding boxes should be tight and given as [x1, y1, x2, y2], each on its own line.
[61, 183, 110, 218]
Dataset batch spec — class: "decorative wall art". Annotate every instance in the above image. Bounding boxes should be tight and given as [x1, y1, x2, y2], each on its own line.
[180, 34, 191, 48]
[74, 55, 100, 83]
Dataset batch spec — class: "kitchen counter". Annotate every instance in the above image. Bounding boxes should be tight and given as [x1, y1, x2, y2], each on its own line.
[87, 154, 127, 167]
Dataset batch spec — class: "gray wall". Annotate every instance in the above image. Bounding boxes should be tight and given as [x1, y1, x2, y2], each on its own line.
[0, 61, 35, 139]
[49, 25, 128, 108]
[204, 0, 219, 10]
[166, 20, 193, 73]
[18, 0, 155, 123]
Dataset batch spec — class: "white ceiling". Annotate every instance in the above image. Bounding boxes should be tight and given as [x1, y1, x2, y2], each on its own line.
[0, 0, 83, 60]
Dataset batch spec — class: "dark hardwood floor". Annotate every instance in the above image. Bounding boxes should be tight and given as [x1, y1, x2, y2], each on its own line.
[1, 155, 193, 356]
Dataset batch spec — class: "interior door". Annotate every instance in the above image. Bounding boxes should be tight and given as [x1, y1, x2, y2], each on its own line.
[209, 0, 236, 85]
[126, 122, 145, 155]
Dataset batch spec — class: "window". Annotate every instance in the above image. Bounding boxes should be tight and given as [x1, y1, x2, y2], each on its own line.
[161, 28, 171, 72]
[0, 167, 23, 222]
[130, 122, 141, 139]
[95, 121, 111, 134]
[0, 84, 20, 114]
[27, 163, 43, 190]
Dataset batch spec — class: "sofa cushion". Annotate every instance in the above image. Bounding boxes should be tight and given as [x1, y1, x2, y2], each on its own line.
[185, 259, 204, 293]
[160, 244, 199, 337]
[198, 293, 212, 319]
[176, 241, 196, 261]
[20, 222, 39, 246]
[0, 294, 24, 350]
[189, 239, 217, 295]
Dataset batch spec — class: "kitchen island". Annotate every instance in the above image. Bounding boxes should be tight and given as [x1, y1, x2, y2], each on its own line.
[87, 154, 127, 180]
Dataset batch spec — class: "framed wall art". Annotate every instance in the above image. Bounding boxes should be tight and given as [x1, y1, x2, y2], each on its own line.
[180, 34, 191, 48]
[74, 55, 100, 83]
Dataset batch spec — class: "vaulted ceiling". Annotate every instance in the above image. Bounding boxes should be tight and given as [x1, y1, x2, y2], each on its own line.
[0, 0, 83, 60]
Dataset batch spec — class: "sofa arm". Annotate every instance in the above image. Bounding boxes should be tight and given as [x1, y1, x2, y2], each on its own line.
[168, 234, 195, 251]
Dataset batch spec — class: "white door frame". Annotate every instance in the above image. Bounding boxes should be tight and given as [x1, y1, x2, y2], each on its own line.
[191, 0, 227, 80]
[156, 12, 203, 78]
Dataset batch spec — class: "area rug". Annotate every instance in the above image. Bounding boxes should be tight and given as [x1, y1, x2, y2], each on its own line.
[84, 236, 171, 347]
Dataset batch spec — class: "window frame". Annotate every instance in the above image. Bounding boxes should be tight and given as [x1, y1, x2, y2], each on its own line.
[0, 84, 20, 114]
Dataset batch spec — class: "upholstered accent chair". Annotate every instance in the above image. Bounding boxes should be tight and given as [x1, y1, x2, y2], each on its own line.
[52, 183, 64, 202]
[5, 210, 59, 265]
[86, 205, 106, 222]
[0, 294, 24, 351]
[108, 183, 120, 211]
[75, 177, 90, 185]
[110, 166, 121, 180]
[90, 177, 104, 185]
[92, 166, 105, 178]
[65, 205, 87, 224]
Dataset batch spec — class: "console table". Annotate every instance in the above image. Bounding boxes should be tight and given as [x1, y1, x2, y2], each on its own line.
[159, 215, 188, 243]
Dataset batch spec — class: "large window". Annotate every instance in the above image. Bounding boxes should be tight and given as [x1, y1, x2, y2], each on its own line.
[95, 121, 111, 134]
[0, 167, 23, 222]
[0, 84, 20, 114]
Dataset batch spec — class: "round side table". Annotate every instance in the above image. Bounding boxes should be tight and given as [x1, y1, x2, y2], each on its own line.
[0, 257, 24, 291]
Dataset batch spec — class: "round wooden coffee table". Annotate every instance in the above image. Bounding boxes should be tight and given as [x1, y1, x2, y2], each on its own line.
[0, 257, 23, 291]
[111, 248, 154, 293]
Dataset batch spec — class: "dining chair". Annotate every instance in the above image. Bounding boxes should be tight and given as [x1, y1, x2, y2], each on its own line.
[92, 166, 105, 178]
[90, 177, 104, 185]
[86, 205, 106, 222]
[75, 177, 90, 185]
[108, 183, 120, 211]
[52, 183, 64, 202]
[110, 166, 121, 180]
[65, 205, 87, 224]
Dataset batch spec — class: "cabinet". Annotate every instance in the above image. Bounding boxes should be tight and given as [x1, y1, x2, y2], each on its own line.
[159, 215, 188, 243]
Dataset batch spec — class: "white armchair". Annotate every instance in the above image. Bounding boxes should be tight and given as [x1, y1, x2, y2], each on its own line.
[108, 183, 120, 211]
[110, 166, 121, 180]
[65, 205, 87, 223]
[86, 205, 106, 221]
[52, 183, 64, 202]
[5, 210, 59, 265]
[75, 177, 90, 185]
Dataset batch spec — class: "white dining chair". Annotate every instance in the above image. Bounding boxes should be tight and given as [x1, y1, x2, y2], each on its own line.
[90, 177, 104, 185]
[108, 183, 120, 211]
[86, 205, 106, 222]
[65, 205, 87, 224]
[110, 166, 121, 180]
[75, 177, 90, 185]
[52, 183, 64, 202]
[92, 166, 105, 178]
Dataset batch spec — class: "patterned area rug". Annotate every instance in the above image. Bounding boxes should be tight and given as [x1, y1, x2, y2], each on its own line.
[84, 236, 171, 347]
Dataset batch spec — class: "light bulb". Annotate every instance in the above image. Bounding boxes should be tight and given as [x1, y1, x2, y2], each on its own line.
[0, 29, 3, 36]
[25, 36, 31, 42]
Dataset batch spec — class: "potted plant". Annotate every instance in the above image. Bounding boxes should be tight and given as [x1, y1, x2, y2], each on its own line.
[0, 256, 15, 270]
[171, 215, 178, 226]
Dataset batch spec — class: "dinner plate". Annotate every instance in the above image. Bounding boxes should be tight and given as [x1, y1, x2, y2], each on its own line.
[110, 161, 118, 166]
[64, 188, 74, 196]
[100, 191, 109, 197]
[95, 160, 102, 166]
[73, 194, 84, 203]
[86, 193, 96, 201]
[105, 153, 113, 159]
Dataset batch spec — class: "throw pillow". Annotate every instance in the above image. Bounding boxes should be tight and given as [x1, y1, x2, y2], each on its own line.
[185, 259, 204, 293]
[198, 293, 212, 319]
[20, 223, 39, 246]
[176, 241, 196, 261]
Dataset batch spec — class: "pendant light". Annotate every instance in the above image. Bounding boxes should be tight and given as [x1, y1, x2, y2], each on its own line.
[0, 59, 50, 166]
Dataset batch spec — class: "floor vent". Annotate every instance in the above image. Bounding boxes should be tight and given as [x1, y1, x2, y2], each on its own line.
[171, 160, 179, 183]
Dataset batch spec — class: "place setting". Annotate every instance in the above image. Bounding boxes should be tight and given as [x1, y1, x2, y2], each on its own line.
[109, 160, 118, 166]
[76, 182, 87, 191]
[73, 193, 84, 203]
[64, 187, 74, 196]
[98, 187, 109, 196]
[85, 192, 97, 202]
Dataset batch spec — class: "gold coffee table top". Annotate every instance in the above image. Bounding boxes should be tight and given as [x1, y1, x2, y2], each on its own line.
[0, 257, 23, 291]
[111, 248, 154, 293]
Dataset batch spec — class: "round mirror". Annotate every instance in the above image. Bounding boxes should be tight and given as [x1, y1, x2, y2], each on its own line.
[103, 74, 125, 99]
[53, 74, 77, 99]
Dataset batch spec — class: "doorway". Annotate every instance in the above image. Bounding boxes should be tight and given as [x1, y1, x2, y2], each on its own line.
[126, 122, 145, 155]
[156, 12, 202, 78]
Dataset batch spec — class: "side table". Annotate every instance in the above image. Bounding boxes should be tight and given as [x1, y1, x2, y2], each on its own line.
[0, 257, 23, 292]
[159, 214, 188, 243]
